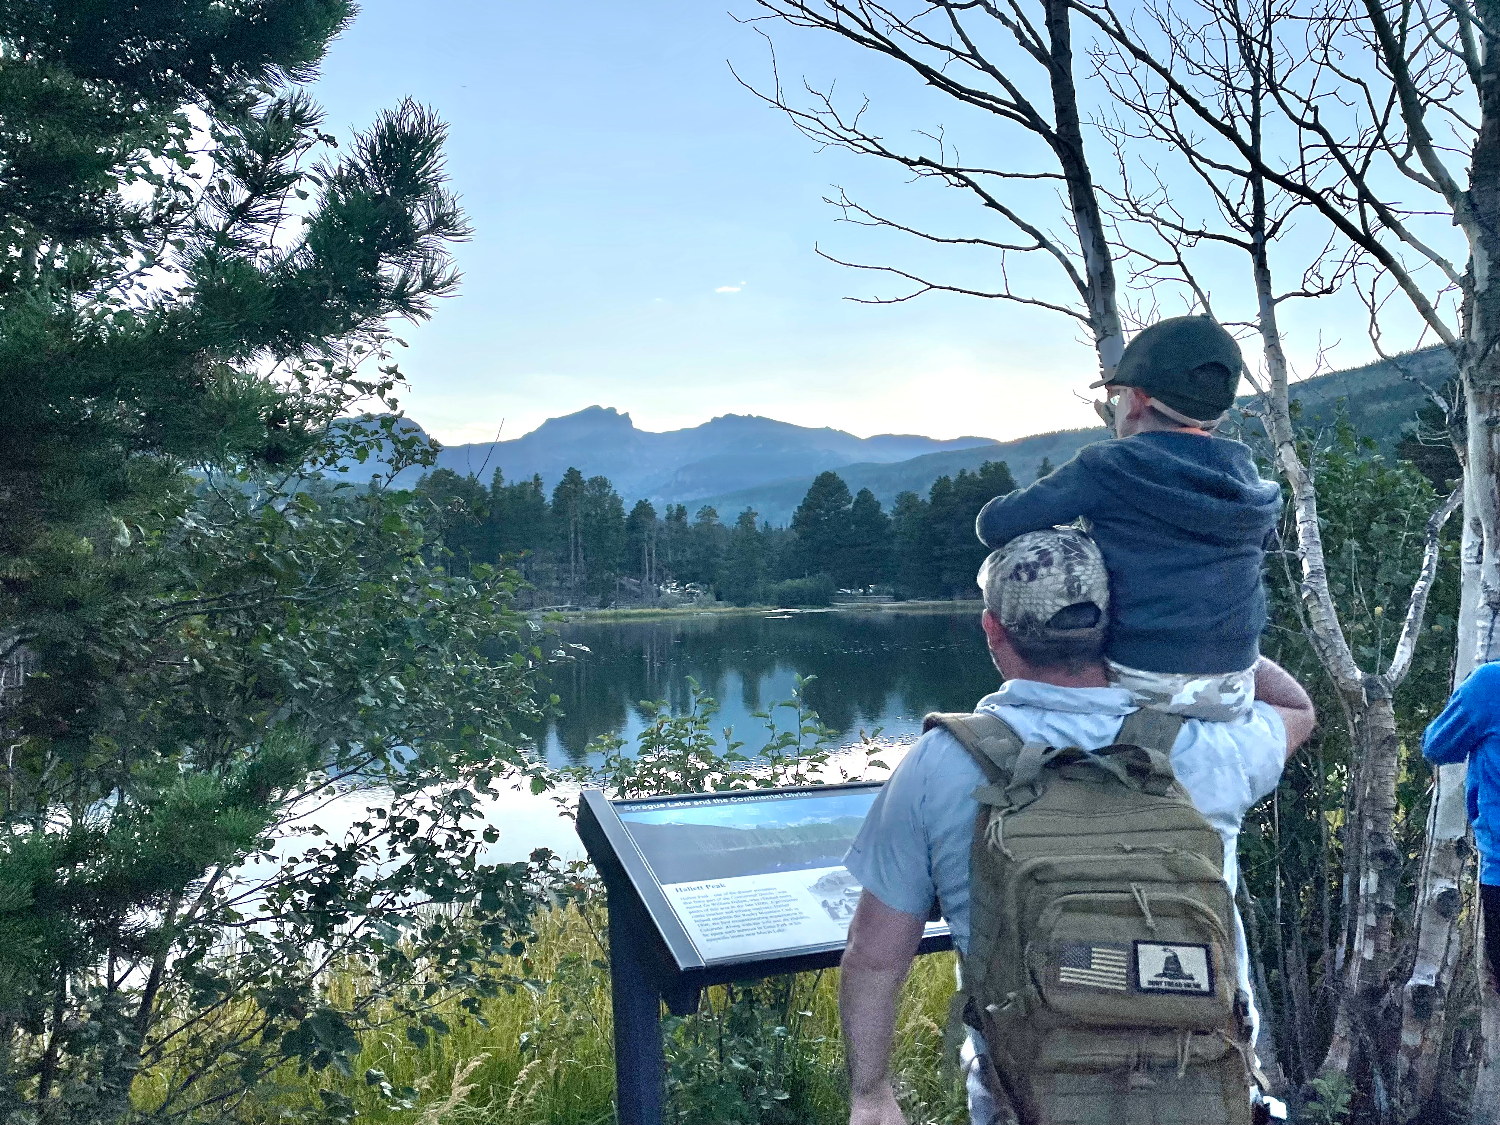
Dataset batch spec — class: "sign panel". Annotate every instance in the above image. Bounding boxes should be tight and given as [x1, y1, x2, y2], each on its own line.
[617, 787, 884, 962]
[577, 781, 950, 982]
[577, 781, 956, 1125]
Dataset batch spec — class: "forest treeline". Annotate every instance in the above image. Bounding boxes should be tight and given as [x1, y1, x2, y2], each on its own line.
[413, 459, 1027, 605]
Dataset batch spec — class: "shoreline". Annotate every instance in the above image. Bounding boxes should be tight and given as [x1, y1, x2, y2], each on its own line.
[530, 598, 980, 624]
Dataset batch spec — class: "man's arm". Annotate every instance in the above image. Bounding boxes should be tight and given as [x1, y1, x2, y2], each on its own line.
[840, 890, 926, 1125]
[1254, 656, 1316, 758]
[975, 456, 1095, 549]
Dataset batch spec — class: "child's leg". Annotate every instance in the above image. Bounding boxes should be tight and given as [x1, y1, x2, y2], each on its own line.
[1107, 660, 1257, 721]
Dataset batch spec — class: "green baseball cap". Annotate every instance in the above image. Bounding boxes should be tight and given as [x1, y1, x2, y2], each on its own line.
[1092, 315, 1244, 423]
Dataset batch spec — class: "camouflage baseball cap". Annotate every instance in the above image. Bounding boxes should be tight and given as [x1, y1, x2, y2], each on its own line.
[978, 528, 1110, 640]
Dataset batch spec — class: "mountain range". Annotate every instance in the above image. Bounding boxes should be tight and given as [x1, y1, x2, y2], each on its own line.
[348, 407, 997, 508]
[341, 346, 1453, 526]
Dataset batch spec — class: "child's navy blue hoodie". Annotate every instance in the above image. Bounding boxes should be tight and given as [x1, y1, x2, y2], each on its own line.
[975, 431, 1282, 674]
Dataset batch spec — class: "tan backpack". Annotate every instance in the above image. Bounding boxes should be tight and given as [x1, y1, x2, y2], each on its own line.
[924, 708, 1257, 1125]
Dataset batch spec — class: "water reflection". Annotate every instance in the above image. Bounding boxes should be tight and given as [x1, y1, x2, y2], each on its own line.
[538, 608, 997, 765]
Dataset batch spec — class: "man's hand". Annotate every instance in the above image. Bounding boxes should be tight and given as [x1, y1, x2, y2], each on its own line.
[849, 1083, 907, 1125]
[841, 891, 925, 1125]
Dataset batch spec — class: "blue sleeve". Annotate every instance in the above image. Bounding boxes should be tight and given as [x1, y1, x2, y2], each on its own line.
[843, 736, 939, 919]
[975, 453, 1100, 548]
[1423, 662, 1500, 765]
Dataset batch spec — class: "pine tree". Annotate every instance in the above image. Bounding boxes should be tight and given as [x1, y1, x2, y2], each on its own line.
[722, 508, 768, 605]
[790, 471, 855, 581]
[551, 467, 587, 591]
[416, 470, 491, 572]
[928, 461, 1016, 595]
[625, 500, 660, 588]
[662, 503, 689, 580]
[891, 490, 940, 599]
[580, 475, 626, 596]
[489, 471, 550, 581]
[0, 5, 541, 1119]
[686, 505, 726, 590]
[845, 488, 893, 589]
[1, 0, 411, 622]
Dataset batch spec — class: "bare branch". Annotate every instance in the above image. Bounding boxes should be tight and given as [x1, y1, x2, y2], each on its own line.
[1384, 484, 1463, 686]
[814, 243, 1095, 318]
[1071, 0, 1464, 348]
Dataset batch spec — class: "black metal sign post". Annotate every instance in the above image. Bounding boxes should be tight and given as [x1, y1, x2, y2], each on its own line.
[604, 879, 667, 1125]
[575, 784, 952, 1125]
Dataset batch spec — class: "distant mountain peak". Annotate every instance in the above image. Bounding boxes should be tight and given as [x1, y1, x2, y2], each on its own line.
[533, 405, 635, 432]
[867, 431, 992, 443]
[701, 412, 848, 437]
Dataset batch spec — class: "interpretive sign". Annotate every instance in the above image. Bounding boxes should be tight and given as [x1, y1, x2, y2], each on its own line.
[576, 782, 952, 1125]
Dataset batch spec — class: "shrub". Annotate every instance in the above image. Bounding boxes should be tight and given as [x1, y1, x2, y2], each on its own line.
[766, 575, 836, 607]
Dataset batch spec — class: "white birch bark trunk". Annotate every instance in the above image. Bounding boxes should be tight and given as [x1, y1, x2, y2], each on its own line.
[1252, 226, 1452, 1087]
[1251, 232, 1370, 1081]
[1464, 373, 1500, 1120]
[1397, 755, 1472, 1108]
[1395, 488, 1468, 1113]
[1471, 381, 1500, 672]
[1459, 490, 1484, 685]
[1460, 12, 1500, 1099]
[1253, 274, 1363, 696]
[1038, 0, 1122, 379]
[1398, 762, 1470, 1098]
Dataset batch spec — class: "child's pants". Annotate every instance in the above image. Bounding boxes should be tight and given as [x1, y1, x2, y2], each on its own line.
[1483, 884, 1500, 992]
[1107, 659, 1257, 721]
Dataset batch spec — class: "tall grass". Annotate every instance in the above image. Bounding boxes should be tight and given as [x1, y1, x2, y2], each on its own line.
[227, 900, 965, 1125]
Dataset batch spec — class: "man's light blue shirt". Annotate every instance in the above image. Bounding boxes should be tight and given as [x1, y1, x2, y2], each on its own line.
[844, 678, 1288, 1033]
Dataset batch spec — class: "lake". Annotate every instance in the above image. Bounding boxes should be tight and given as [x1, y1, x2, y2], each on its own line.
[280, 607, 999, 866]
[537, 606, 998, 767]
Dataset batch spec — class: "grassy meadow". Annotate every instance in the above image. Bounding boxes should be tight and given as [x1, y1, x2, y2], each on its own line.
[221, 901, 967, 1125]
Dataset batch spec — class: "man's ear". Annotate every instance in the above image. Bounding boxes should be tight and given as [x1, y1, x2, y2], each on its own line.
[981, 610, 1017, 681]
[981, 608, 1006, 649]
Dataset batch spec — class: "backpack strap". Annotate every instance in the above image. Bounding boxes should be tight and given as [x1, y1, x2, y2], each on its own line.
[1115, 707, 1186, 755]
[925, 708, 1187, 799]
[922, 711, 1027, 787]
[923, 711, 1027, 1075]
[1105, 708, 1186, 796]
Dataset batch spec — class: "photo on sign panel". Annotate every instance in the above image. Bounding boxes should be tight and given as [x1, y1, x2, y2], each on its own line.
[615, 789, 878, 886]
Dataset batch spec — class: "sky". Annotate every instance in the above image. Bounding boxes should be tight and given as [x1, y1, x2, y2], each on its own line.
[309, 1, 1424, 447]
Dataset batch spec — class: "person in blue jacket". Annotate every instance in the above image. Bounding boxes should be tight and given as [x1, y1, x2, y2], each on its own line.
[1423, 660, 1500, 985]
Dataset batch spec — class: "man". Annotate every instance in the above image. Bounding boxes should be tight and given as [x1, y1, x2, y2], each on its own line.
[839, 528, 1315, 1125]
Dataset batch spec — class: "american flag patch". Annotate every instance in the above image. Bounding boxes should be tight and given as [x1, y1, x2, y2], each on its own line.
[1055, 942, 1130, 992]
